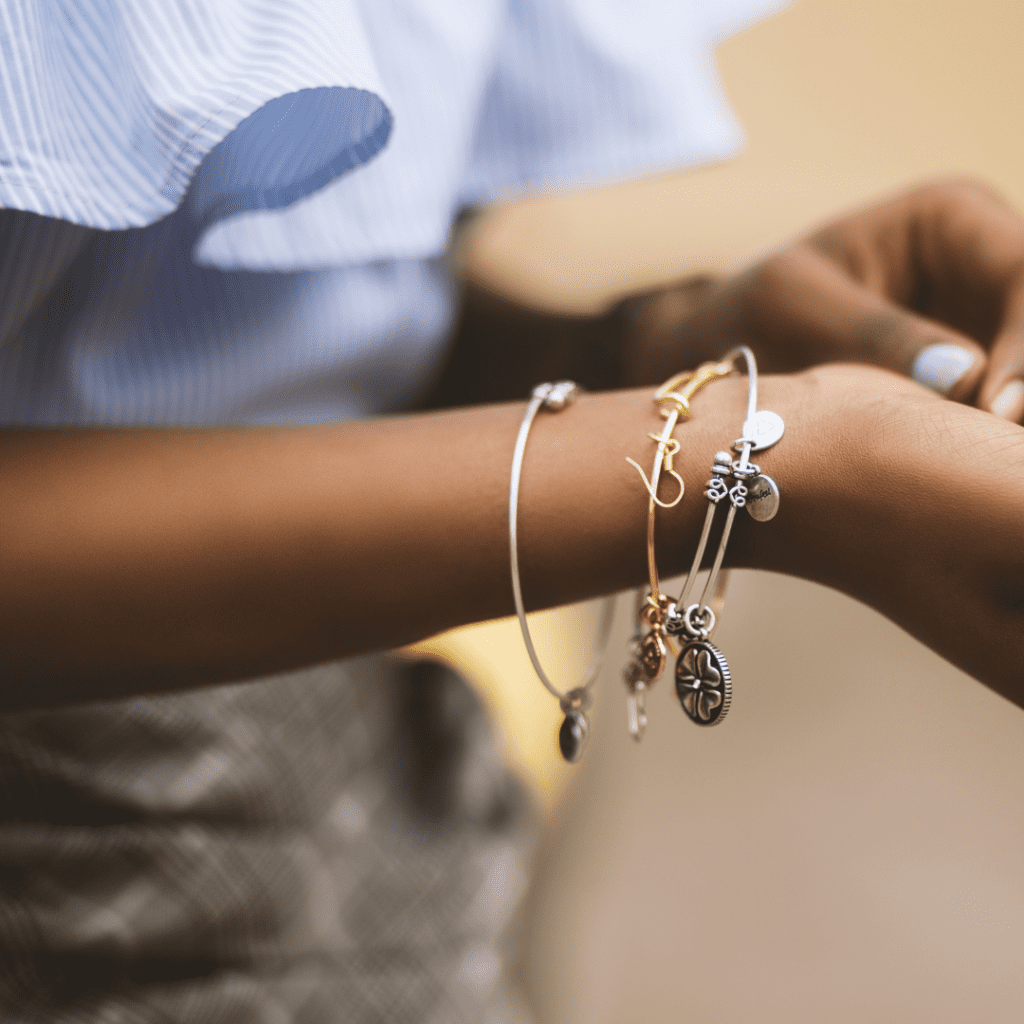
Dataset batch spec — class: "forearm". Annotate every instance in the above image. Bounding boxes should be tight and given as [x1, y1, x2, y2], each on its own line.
[0, 375, 804, 710]
[8, 367, 1024, 716]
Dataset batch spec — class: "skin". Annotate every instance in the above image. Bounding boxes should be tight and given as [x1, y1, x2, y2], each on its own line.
[2, 180, 1024, 713]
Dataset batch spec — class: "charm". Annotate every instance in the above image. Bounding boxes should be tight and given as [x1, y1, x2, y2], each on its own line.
[636, 630, 667, 681]
[626, 680, 648, 742]
[739, 409, 785, 452]
[675, 640, 732, 726]
[664, 602, 687, 637]
[745, 473, 780, 521]
[558, 711, 589, 762]
[705, 475, 729, 503]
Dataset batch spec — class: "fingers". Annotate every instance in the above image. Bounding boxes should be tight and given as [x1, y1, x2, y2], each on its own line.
[909, 339, 984, 400]
[738, 246, 987, 399]
[905, 181, 1024, 412]
[975, 276, 1024, 421]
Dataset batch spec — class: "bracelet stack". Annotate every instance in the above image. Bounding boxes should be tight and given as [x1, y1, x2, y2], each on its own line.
[621, 359, 733, 738]
[508, 349, 784, 763]
[623, 345, 784, 734]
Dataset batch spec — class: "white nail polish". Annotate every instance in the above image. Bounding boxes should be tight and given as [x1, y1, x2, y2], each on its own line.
[990, 379, 1024, 420]
[912, 344, 977, 395]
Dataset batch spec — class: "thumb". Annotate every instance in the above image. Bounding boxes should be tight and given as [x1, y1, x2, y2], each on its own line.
[905, 327, 986, 400]
[975, 279, 1024, 422]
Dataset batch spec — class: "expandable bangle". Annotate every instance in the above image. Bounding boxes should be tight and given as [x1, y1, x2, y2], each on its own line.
[509, 381, 616, 763]
[621, 358, 734, 739]
[667, 345, 783, 726]
[624, 346, 785, 735]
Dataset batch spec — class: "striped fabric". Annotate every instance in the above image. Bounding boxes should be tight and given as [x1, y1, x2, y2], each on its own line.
[0, 0, 391, 228]
[0, 0, 785, 426]
[0, 1, 786, 1021]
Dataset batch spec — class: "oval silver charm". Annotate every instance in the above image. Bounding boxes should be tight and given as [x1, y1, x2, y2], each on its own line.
[675, 640, 732, 726]
[741, 409, 785, 452]
[745, 473, 780, 521]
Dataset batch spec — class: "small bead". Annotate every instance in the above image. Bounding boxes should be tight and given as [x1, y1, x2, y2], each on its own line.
[544, 381, 578, 411]
[664, 603, 686, 635]
[560, 686, 591, 713]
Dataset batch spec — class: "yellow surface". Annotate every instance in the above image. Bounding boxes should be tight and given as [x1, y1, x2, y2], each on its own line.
[411, 602, 603, 814]
[466, 0, 1024, 313]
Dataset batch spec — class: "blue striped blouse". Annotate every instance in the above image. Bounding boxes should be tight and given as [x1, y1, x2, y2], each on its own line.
[0, 0, 785, 425]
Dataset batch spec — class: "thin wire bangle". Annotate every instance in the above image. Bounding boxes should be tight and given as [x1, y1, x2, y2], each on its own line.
[666, 344, 785, 728]
[509, 381, 616, 763]
[672, 345, 759, 632]
[619, 358, 733, 731]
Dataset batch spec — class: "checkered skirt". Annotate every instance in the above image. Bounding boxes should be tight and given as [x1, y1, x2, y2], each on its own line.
[0, 656, 538, 1023]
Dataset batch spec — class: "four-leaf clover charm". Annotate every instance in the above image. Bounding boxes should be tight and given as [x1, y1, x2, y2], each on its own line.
[675, 640, 732, 726]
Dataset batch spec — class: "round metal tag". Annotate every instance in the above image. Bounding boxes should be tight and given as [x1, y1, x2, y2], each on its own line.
[741, 410, 785, 452]
[745, 473, 780, 521]
[675, 640, 732, 726]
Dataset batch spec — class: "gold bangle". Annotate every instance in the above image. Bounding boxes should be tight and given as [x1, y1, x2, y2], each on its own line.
[621, 359, 734, 739]
[625, 346, 786, 740]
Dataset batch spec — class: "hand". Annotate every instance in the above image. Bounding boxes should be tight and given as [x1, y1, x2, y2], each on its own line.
[732, 362, 1024, 709]
[626, 180, 1024, 418]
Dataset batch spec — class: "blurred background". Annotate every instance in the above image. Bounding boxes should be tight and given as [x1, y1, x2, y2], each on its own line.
[419, 1, 1024, 1021]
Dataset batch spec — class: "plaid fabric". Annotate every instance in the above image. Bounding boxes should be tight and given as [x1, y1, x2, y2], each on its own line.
[0, 656, 538, 1023]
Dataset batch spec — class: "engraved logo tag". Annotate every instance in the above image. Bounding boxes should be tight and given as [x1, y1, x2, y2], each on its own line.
[745, 473, 780, 521]
[741, 410, 785, 452]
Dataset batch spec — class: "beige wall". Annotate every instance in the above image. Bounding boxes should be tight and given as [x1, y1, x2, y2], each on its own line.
[466, 0, 1024, 312]
[420, 1, 1024, 1021]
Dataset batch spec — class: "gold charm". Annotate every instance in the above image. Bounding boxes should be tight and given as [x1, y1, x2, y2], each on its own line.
[637, 630, 667, 682]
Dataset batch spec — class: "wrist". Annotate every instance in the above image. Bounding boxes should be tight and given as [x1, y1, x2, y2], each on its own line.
[666, 369, 828, 581]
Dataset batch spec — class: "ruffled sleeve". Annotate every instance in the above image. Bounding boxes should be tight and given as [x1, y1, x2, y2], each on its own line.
[187, 0, 790, 273]
[459, 0, 789, 204]
[0, 0, 392, 230]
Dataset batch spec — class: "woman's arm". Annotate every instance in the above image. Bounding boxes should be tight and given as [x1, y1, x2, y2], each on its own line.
[4, 365, 1024, 715]
[6, 179, 1024, 713]
[0, 377, 778, 708]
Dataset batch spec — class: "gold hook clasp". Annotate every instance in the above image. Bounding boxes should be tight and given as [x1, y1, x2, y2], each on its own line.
[626, 433, 685, 509]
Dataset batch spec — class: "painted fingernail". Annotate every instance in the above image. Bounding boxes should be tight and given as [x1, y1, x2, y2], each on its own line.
[990, 379, 1024, 421]
[912, 344, 977, 395]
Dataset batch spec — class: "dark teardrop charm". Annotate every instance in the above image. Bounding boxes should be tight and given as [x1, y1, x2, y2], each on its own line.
[558, 711, 589, 763]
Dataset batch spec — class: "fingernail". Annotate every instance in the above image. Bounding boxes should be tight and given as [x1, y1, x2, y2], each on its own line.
[990, 379, 1024, 421]
[912, 344, 977, 395]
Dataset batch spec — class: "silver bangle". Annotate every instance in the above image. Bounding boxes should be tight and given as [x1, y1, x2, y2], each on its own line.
[664, 345, 784, 726]
[509, 381, 616, 763]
